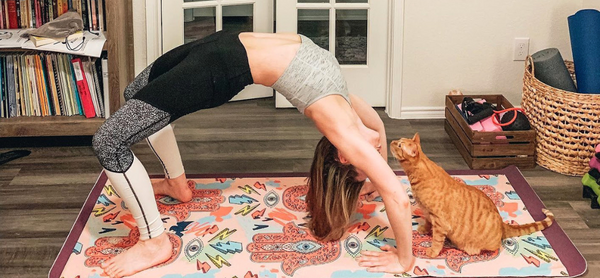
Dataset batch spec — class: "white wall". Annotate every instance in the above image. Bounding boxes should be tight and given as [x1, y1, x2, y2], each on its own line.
[400, 0, 589, 117]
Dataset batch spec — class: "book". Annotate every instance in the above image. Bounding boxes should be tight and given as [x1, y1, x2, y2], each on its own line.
[50, 55, 64, 115]
[4, 1, 10, 28]
[82, 57, 98, 115]
[97, 0, 103, 30]
[7, 0, 18, 28]
[30, 31, 84, 47]
[39, 54, 53, 115]
[90, 0, 96, 30]
[101, 57, 108, 117]
[71, 57, 94, 118]
[6, 56, 16, 117]
[0, 1, 4, 29]
[15, 0, 21, 28]
[88, 57, 103, 117]
[0, 56, 4, 118]
[14, 53, 22, 116]
[45, 54, 60, 115]
[18, 55, 29, 116]
[33, 55, 47, 115]
[85, 0, 91, 31]
[55, 54, 70, 115]
[89, 58, 101, 116]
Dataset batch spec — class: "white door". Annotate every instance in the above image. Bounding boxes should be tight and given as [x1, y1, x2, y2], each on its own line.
[275, 0, 389, 108]
[161, 0, 273, 101]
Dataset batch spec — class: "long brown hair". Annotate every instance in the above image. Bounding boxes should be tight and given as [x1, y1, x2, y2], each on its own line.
[306, 136, 365, 241]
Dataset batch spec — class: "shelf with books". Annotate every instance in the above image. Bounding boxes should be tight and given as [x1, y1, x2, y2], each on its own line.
[0, 115, 104, 137]
[0, 0, 132, 137]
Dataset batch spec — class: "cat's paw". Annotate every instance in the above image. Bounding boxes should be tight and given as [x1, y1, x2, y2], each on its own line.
[417, 224, 431, 235]
[425, 248, 441, 258]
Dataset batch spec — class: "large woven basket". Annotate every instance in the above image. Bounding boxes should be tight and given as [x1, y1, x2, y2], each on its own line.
[522, 56, 600, 176]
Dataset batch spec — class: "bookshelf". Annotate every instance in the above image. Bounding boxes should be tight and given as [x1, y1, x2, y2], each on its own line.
[0, 0, 133, 137]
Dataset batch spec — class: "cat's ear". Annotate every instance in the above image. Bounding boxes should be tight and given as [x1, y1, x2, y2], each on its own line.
[401, 142, 418, 158]
[412, 133, 421, 145]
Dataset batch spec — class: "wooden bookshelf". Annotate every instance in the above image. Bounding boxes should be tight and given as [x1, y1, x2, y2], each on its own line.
[0, 0, 134, 137]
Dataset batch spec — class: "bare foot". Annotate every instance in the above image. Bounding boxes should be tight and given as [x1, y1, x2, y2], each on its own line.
[152, 173, 193, 202]
[101, 232, 172, 278]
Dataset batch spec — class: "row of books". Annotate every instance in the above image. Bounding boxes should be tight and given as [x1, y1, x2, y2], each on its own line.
[0, 0, 106, 31]
[0, 52, 108, 118]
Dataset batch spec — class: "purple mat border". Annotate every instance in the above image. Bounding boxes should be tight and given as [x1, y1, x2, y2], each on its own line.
[48, 166, 587, 278]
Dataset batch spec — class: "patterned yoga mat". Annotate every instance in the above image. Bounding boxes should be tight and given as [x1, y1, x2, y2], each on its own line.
[50, 166, 586, 278]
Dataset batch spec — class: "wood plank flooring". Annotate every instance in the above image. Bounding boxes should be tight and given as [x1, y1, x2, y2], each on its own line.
[0, 98, 597, 277]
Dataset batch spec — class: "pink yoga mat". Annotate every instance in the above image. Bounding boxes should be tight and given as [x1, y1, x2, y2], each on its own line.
[50, 166, 586, 278]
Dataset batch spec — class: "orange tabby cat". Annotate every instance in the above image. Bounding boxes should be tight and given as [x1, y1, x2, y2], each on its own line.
[390, 133, 554, 257]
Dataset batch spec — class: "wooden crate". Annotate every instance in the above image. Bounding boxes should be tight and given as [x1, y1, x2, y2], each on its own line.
[445, 94, 536, 169]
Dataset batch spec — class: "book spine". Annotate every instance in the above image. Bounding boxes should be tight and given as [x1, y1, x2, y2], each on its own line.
[38, 0, 43, 25]
[34, 0, 40, 28]
[17, 55, 27, 116]
[73, 0, 80, 15]
[7, 0, 18, 29]
[39, 54, 53, 116]
[0, 1, 4, 29]
[0, 56, 4, 118]
[15, 0, 20, 28]
[98, 0, 106, 31]
[47, 0, 52, 20]
[6, 56, 16, 117]
[80, 0, 87, 31]
[27, 56, 39, 116]
[85, 0, 91, 31]
[71, 57, 94, 118]
[20, 0, 26, 28]
[57, 54, 71, 115]
[56, 0, 62, 16]
[14, 53, 21, 116]
[29, 0, 34, 28]
[83, 58, 100, 116]
[50, 55, 64, 116]
[32, 55, 46, 116]
[89, 0, 96, 30]
[91, 58, 104, 117]
[4, 0, 10, 28]
[101, 57, 108, 117]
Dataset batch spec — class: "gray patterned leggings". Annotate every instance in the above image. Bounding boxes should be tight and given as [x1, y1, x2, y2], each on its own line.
[92, 64, 172, 173]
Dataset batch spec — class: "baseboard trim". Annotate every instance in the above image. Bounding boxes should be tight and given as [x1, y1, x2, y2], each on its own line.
[390, 106, 446, 120]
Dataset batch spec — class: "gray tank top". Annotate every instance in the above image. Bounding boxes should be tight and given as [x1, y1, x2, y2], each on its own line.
[271, 35, 351, 114]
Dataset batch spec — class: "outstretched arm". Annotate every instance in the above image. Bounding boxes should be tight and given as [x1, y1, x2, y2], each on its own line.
[305, 95, 414, 273]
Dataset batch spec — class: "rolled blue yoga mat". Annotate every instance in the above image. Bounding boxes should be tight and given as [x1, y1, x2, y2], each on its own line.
[568, 9, 600, 94]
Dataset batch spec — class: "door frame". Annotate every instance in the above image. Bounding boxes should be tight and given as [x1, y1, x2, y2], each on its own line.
[145, 0, 405, 119]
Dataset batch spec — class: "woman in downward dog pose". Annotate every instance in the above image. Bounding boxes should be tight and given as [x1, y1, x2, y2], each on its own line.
[92, 30, 414, 277]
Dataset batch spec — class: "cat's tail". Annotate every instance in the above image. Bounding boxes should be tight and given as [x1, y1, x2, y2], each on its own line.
[501, 209, 554, 239]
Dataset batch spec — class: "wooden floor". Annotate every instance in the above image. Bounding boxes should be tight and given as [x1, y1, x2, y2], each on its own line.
[0, 98, 597, 277]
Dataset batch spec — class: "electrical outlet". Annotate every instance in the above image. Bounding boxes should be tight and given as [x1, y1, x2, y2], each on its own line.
[513, 38, 530, 61]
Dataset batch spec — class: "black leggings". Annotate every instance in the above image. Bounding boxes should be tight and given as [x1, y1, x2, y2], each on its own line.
[92, 30, 253, 173]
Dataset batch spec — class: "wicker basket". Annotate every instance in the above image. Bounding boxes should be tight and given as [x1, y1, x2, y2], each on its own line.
[522, 56, 600, 176]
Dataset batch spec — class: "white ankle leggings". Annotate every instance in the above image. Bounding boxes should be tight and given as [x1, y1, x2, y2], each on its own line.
[92, 65, 185, 240]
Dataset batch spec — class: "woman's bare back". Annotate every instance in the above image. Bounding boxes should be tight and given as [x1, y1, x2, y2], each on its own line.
[238, 32, 302, 86]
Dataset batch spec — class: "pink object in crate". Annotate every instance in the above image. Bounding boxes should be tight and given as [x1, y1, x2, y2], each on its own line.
[590, 156, 600, 171]
[596, 144, 600, 153]
[456, 104, 506, 140]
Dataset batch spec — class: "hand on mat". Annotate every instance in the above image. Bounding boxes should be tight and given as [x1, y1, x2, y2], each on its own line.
[356, 245, 415, 274]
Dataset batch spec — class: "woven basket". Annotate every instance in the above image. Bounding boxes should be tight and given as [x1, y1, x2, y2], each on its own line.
[522, 56, 600, 176]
